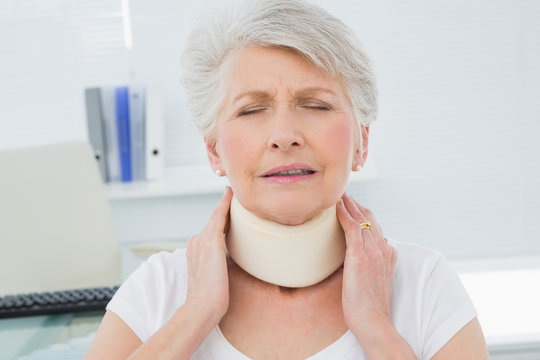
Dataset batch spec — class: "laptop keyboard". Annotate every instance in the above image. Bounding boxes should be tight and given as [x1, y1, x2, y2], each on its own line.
[0, 286, 119, 318]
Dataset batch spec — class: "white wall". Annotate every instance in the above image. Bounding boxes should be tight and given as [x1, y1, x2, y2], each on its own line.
[1, 0, 539, 260]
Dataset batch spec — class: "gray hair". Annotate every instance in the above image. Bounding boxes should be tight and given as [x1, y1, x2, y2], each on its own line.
[181, 0, 378, 139]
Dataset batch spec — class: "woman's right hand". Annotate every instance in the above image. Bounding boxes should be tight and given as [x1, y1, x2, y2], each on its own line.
[185, 186, 233, 326]
[85, 187, 234, 360]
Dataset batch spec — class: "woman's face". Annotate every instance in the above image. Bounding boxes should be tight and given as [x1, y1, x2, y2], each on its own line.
[206, 46, 367, 225]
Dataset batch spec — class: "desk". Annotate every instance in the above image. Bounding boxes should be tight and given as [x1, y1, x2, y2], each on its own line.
[0, 311, 103, 360]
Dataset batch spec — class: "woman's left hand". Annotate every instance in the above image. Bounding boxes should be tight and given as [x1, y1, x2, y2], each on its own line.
[336, 193, 398, 346]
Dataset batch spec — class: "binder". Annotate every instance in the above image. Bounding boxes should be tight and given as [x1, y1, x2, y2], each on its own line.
[129, 85, 146, 181]
[145, 83, 165, 180]
[84, 88, 109, 182]
[100, 87, 121, 182]
[115, 86, 132, 182]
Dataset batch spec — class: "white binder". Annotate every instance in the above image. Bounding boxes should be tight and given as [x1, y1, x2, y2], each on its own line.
[84, 88, 108, 182]
[145, 83, 165, 180]
[129, 84, 146, 181]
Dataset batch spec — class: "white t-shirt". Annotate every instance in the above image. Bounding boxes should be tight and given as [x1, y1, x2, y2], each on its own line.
[107, 239, 477, 359]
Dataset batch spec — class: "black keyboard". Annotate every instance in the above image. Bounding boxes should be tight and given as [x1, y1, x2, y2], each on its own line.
[0, 286, 119, 319]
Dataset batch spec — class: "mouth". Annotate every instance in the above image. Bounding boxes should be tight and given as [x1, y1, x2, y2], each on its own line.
[261, 164, 317, 183]
[264, 169, 316, 177]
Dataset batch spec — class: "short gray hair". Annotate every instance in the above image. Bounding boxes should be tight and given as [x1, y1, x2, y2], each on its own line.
[181, 0, 378, 138]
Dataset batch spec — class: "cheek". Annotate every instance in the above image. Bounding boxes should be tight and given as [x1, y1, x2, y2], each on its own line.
[308, 120, 354, 207]
[320, 120, 355, 162]
[217, 124, 258, 170]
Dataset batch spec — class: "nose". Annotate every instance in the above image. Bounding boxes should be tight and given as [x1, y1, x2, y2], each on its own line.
[267, 109, 305, 151]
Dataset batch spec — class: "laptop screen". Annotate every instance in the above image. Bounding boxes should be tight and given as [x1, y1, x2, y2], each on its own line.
[0, 142, 121, 295]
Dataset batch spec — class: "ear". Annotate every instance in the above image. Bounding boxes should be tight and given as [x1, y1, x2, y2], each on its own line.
[205, 136, 223, 173]
[353, 125, 369, 169]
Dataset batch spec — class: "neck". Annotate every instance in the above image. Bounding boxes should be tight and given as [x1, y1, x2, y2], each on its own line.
[226, 196, 346, 288]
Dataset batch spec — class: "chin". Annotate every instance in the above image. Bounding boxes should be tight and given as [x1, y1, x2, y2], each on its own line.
[236, 185, 341, 224]
[254, 199, 330, 226]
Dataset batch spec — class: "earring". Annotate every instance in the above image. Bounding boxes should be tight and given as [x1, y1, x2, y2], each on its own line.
[352, 164, 362, 172]
[215, 169, 224, 176]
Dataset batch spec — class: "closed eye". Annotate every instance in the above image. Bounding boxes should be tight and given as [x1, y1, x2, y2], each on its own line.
[302, 103, 332, 111]
[238, 106, 266, 117]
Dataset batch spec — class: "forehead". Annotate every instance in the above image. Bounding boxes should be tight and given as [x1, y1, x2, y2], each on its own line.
[221, 46, 347, 99]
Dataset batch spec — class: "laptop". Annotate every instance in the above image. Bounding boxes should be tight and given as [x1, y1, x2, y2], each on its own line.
[0, 141, 121, 296]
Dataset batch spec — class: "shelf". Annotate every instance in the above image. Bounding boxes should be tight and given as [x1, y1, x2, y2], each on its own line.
[105, 165, 227, 200]
[105, 158, 379, 200]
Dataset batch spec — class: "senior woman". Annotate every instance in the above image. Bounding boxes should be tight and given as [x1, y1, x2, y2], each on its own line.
[86, 1, 489, 359]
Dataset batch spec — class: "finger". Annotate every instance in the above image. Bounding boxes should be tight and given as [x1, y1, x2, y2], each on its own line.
[347, 195, 386, 250]
[341, 193, 368, 224]
[186, 235, 197, 288]
[338, 197, 380, 257]
[342, 194, 385, 257]
[385, 246, 398, 297]
[336, 198, 364, 249]
[208, 186, 233, 235]
[347, 195, 380, 234]
[390, 245, 398, 270]
[342, 194, 378, 240]
[352, 199, 383, 237]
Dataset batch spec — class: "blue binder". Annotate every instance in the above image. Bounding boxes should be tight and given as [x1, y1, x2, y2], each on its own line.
[115, 86, 132, 182]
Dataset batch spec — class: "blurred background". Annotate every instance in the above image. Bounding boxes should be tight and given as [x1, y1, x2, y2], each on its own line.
[1, 0, 538, 260]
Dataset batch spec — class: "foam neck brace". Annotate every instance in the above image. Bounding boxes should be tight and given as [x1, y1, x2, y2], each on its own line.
[226, 196, 346, 288]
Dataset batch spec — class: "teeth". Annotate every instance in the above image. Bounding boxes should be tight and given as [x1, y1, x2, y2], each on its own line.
[268, 169, 314, 176]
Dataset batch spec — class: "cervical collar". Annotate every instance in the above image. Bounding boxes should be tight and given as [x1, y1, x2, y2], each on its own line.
[226, 196, 346, 288]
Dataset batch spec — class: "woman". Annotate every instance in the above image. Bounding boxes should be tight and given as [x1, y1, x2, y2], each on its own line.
[86, 0, 489, 359]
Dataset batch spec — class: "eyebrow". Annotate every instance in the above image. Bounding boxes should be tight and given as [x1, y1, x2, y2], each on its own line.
[296, 87, 338, 98]
[232, 87, 338, 104]
[232, 90, 271, 104]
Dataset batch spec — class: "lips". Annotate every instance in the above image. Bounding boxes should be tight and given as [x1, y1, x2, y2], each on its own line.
[262, 164, 316, 177]
[265, 169, 315, 177]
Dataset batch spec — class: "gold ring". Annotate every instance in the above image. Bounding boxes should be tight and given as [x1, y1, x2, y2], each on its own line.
[360, 222, 371, 230]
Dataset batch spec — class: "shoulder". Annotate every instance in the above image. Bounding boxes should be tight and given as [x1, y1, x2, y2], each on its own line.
[387, 237, 448, 311]
[142, 248, 188, 279]
[386, 238, 477, 359]
[387, 237, 466, 305]
[388, 237, 445, 278]
[124, 248, 189, 292]
[106, 248, 189, 341]
[131, 247, 189, 299]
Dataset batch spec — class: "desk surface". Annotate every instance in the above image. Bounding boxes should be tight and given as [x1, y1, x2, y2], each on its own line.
[0, 311, 103, 360]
